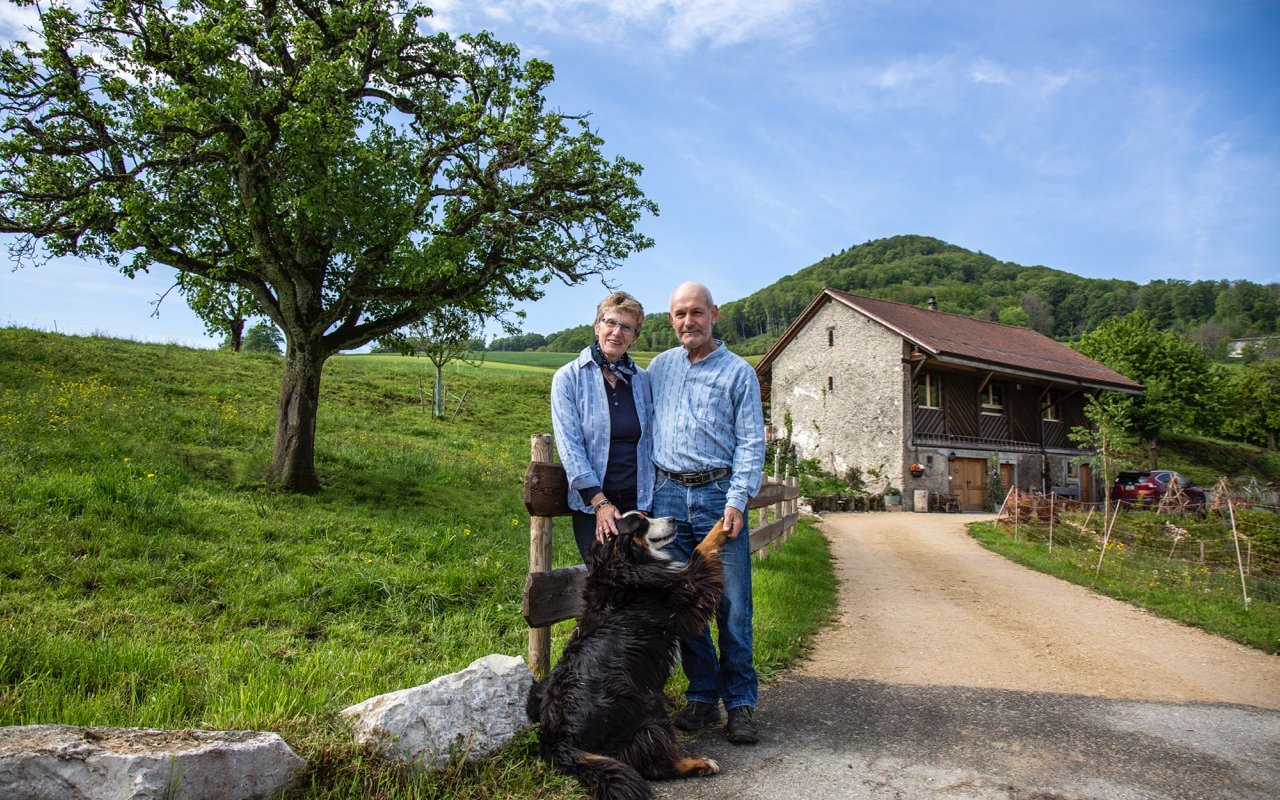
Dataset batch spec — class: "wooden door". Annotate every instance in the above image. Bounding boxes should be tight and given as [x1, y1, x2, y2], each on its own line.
[952, 458, 987, 511]
[999, 463, 1014, 495]
[1078, 464, 1093, 503]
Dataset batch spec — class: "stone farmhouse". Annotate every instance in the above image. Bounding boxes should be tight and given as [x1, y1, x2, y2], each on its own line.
[754, 289, 1143, 512]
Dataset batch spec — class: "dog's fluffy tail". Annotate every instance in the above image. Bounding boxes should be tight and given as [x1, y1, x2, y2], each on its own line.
[552, 743, 653, 800]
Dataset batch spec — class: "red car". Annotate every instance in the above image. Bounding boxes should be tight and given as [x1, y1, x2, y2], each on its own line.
[1112, 470, 1206, 509]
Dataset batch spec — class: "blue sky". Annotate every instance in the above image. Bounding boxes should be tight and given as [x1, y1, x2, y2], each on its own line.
[2, 0, 1277, 348]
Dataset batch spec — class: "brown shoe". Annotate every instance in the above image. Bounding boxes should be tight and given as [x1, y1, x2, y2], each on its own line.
[674, 701, 721, 732]
[725, 706, 759, 744]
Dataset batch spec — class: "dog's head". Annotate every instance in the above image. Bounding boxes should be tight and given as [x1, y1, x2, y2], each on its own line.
[587, 511, 679, 571]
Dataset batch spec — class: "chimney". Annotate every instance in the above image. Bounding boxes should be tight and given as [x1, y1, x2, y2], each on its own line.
[927, 295, 937, 311]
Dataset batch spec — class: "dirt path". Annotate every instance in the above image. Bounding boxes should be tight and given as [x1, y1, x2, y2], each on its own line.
[658, 512, 1280, 799]
[800, 512, 1280, 708]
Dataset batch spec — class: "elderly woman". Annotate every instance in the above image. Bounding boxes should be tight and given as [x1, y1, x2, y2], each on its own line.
[550, 290, 654, 560]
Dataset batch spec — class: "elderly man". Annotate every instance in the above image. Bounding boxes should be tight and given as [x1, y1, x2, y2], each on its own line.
[648, 281, 766, 745]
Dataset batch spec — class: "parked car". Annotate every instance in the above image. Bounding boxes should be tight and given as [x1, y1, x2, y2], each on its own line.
[1111, 470, 1206, 509]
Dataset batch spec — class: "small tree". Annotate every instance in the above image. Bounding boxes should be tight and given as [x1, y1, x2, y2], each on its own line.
[985, 453, 1004, 512]
[383, 308, 484, 418]
[1070, 392, 1141, 528]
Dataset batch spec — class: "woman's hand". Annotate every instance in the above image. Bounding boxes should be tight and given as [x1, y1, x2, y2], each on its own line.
[595, 501, 622, 542]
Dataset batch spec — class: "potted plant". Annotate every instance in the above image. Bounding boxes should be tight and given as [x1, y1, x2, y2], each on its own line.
[883, 484, 902, 506]
[909, 462, 926, 478]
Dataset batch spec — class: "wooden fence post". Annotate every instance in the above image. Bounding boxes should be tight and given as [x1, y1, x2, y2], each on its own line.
[773, 477, 785, 543]
[528, 434, 555, 679]
[786, 475, 797, 541]
[756, 475, 771, 561]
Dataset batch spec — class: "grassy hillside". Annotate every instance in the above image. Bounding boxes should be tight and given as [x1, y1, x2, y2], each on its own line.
[0, 328, 835, 799]
[1153, 433, 1280, 487]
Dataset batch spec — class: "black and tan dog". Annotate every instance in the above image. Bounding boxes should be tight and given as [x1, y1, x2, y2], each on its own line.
[526, 511, 730, 800]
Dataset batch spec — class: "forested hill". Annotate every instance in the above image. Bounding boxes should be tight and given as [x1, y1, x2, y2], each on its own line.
[493, 235, 1279, 356]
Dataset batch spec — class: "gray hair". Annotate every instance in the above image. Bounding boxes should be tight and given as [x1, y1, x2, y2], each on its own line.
[594, 291, 645, 331]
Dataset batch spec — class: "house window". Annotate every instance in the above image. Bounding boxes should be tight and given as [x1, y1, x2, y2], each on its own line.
[828, 376, 834, 392]
[915, 373, 941, 408]
[1043, 390, 1060, 421]
[1066, 461, 1078, 479]
[980, 383, 1005, 414]
[827, 327, 834, 347]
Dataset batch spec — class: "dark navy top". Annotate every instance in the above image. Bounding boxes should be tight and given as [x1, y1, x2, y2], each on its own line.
[578, 370, 641, 503]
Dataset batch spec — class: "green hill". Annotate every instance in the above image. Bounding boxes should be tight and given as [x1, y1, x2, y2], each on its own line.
[513, 235, 1279, 357]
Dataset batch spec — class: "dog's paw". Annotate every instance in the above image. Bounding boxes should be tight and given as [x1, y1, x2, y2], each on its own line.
[676, 756, 720, 777]
[695, 518, 729, 557]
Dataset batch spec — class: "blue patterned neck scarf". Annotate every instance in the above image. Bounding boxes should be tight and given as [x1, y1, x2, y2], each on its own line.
[591, 341, 636, 385]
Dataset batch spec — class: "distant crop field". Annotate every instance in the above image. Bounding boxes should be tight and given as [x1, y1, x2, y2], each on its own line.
[479, 350, 666, 369]
[477, 351, 575, 370]
[342, 351, 570, 375]
[347, 348, 751, 372]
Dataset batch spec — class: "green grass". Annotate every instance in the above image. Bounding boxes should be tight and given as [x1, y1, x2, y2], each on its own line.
[969, 512, 1280, 654]
[0, 327, 835, 799]
[1156, 432, 1280, 488]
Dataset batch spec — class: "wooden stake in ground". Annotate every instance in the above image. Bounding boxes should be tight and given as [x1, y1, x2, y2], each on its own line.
[1227, 496, 1251, 608]
[527, 434, 554, 678]
[1094, 501, 1121, 580]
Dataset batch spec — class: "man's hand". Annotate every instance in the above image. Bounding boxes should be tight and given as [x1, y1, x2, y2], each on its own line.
[722, 506, 745, 539]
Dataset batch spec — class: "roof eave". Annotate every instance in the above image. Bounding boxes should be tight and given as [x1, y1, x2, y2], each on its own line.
[930, 354, 1143, 395]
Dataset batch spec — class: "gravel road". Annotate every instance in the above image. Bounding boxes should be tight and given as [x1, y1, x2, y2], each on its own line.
[656, 511, 1280, 800]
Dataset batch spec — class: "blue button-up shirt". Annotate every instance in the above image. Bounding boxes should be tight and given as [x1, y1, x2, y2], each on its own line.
[550, 347, 655, 515]
[649, 340, 765, 513]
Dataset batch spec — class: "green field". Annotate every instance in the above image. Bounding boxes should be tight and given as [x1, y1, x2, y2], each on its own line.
[352, 347, 759, 375]
[0, 328, 835, 799]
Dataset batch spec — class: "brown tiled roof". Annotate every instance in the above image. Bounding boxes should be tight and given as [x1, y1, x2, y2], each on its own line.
[757, 288, 1142, 393]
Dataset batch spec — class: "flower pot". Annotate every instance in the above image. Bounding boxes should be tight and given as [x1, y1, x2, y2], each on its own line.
[909, 468, 925, 478]
[884, 493, 901, 506]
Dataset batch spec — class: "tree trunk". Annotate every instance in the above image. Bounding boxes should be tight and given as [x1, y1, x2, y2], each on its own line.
[1269, 430, 1276, 451]
[434, 365, 444, 419]
[269, 342, 324, 493]
[1146, 437, 1159, 469]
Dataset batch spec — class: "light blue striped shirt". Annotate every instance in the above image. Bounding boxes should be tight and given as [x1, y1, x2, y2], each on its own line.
[649, 341, 765, 513]
[550, 347, 655, 515]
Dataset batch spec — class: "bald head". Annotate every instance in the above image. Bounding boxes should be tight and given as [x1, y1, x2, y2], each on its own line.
[670, 281, 714, 310]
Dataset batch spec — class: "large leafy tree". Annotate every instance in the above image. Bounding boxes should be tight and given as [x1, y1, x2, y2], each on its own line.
[0, 0, 655, 491]
[1075, 312, 1213, 467]
[1217, 359, 1280, 450]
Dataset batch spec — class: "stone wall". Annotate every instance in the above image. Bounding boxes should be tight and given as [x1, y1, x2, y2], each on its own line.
[770, 301, 907, 492]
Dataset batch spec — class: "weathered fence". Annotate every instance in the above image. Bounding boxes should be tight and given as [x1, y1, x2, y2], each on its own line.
[521, 433, 800, 677]
[993, 484, 1280, 612]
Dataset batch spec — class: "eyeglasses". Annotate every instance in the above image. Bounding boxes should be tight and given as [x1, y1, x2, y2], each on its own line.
[599, 317, 636, 335]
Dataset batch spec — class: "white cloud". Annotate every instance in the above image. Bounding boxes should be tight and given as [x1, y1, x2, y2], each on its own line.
[970, 58, 1010, 85]
[0, 2, 48, 45]
[437, 0, 821, 51]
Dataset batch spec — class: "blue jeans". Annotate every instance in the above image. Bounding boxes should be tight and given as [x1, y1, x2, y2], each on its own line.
[652, 474, 758, 711]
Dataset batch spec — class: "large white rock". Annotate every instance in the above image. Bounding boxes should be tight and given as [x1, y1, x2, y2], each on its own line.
[342, 653, 533, 769]
[0, 725, 306, 800]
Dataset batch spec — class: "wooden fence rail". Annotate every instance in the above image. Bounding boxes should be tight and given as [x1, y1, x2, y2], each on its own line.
[521, 434, 799, 677]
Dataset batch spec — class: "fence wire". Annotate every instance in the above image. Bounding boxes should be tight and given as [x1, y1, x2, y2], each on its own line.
[994, 486, 1280, 609]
